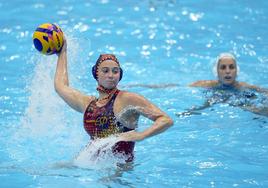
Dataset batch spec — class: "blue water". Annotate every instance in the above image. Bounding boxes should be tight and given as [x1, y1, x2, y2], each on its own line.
[1, 0, 268, 187]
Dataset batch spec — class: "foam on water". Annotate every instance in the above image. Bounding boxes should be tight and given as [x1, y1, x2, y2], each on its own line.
[73, 136, 127, 169]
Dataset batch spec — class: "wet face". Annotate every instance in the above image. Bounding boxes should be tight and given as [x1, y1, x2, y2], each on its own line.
[217, 57, 237, 86]
[97, 60, 120, 89]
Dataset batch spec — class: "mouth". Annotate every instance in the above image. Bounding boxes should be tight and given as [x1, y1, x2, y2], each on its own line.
[224, 76, 232, 80]
[105, 80, 116, 85]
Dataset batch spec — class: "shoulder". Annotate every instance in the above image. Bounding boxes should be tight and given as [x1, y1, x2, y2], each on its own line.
[189, 80, 218, 87]
[117, 90, 149, 106]
[237, 82, 249, 88]
[237, 82, 259, 89]
[238, 82, 266, 92]
[118, 90, 146, 101]
[114, 90, 150, 115]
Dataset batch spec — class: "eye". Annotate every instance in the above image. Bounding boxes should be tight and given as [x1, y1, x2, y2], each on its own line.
[101, 67, 109, 73]
[220, 65, 226, 70]
[112, 67, 120, 74]
[229, 64, 235, 69]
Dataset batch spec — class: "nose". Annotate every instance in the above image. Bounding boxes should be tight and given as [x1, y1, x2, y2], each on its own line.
[107, 70, 114, 78]
[225, 67, 231, 74]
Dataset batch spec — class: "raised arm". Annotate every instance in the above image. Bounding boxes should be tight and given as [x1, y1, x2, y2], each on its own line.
[118, 92, 173, 141]
[54, 39, 94, 113]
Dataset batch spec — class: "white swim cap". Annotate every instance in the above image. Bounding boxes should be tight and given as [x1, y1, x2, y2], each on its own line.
[212, 52, 240, 77]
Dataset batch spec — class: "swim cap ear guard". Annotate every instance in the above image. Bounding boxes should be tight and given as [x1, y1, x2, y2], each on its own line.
[91, 54, 123, 81]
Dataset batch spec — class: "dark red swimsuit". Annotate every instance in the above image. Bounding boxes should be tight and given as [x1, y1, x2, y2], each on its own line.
[83, 90, 135, 161]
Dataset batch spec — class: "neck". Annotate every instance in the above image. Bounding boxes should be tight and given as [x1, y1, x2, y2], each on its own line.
[218, 81, 238, 89]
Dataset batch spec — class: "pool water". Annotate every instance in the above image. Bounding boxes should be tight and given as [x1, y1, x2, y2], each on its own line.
[1, 0, 268, 187]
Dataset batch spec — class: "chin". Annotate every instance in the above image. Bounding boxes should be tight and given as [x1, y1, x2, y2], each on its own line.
[104, 84, 116, 89]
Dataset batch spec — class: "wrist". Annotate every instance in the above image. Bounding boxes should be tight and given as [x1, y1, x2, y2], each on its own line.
[138, 132, 146, 141]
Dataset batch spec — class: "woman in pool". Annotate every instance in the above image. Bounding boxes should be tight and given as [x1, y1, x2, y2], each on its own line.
[54, 38, 173, 162]
[129, 53, 264, 91]
[178, 53, 268, 117]
[189, 53, 265, 90]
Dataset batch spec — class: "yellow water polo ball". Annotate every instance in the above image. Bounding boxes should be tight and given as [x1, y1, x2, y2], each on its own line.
[33, 23, 64, 55]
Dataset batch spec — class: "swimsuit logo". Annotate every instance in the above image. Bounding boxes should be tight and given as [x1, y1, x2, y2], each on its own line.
[94, 114, 120, 138]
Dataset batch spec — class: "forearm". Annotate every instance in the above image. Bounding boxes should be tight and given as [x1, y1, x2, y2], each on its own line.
[241, 105, 268, 117]
[52, 40, 90, 113]
[176, 101, 211, 117]
[140, 116, 173, 140]
[54, 50, 69, 92]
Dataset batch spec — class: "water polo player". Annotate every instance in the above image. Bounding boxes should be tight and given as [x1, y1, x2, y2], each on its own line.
[179, 53, 268, 117]
[54, 38, 173, 162]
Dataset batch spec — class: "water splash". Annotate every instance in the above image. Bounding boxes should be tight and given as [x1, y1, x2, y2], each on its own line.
[73, 136, 127, 169]
[114, 104, 163, 130]
[7, 35, 87, 166]
[115, 105, 140, 129]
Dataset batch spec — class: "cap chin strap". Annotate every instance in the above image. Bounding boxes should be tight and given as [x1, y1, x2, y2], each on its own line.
[96, 85, 118, 95]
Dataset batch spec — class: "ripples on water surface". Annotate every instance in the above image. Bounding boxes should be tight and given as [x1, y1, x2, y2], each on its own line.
[0, 0, 268, 187]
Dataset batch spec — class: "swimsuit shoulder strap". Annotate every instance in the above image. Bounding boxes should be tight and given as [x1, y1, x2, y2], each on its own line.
[106, 89, 120, 109]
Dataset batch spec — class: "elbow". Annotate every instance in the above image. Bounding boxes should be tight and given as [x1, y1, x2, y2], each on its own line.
[168, 117, 174, 127]
[54, 82, 66, 96]
[54, 82, 61, 94]
[55, 88, 61, 96]
[54, 77, 69, 95]
[164, 116, 174, 128]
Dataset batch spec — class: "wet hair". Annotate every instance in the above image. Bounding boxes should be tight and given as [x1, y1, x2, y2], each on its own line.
[92, 54, 123, 81]
[212, 53, 240, 76]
